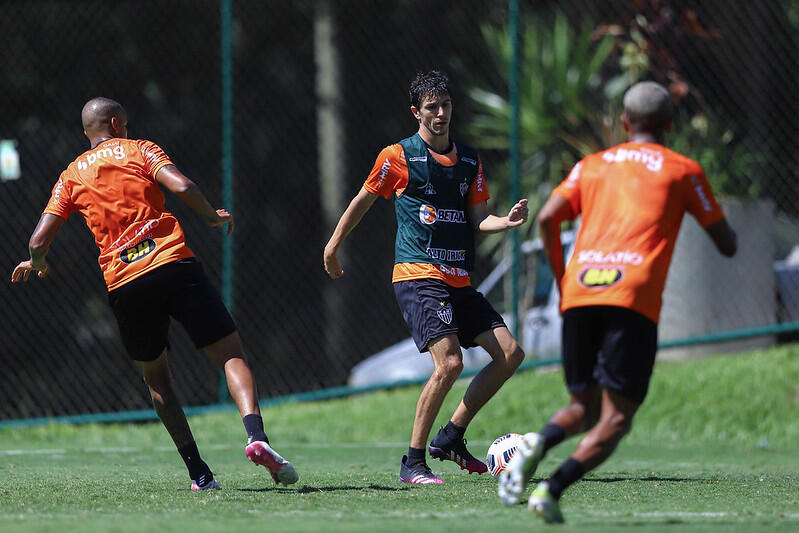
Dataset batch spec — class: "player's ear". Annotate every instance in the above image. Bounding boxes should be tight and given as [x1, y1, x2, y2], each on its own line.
[621, 113, 631, 133]
[410, 105, 421, 121]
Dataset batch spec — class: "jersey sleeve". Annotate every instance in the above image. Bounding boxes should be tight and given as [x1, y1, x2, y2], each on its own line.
[551, 160, 584, 215]
[683, 164, 724, 227]
[42, 171, 76, 220]
[138, 140, 174, 180]
[363, 144, 408, 199]
[465, 156, 490, 207]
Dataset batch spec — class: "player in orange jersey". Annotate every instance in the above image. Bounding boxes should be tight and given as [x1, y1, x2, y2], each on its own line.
[11, 97, 298, 491]
[324, 71, 529, 484]
[498, 81, 737, 522]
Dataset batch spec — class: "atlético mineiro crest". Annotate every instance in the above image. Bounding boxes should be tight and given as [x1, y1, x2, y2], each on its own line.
[437, 302, 453, 324]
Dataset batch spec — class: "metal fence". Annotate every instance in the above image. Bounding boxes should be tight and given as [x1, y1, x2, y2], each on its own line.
[2, 0, 798, 421]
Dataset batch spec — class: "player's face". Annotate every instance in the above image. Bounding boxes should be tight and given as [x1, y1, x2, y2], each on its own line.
[414, 93, 452, 138]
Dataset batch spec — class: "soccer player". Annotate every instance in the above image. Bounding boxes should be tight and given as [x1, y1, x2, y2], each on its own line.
[324, 70, 529, 484]
[11, 97, 298, 491]
[497, 81, 737, 522]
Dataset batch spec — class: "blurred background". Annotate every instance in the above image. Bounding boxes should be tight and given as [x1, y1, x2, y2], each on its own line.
[2, 0, 798, 421]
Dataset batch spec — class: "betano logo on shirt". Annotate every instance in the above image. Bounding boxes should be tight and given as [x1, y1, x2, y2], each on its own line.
[418, 205, 466, 225]
[76, 145, 126, 171]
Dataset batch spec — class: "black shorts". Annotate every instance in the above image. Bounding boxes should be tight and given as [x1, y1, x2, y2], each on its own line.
[108, 258, 237, 361]
[562, 305, 657, 404]
[393, 278, 506, 352]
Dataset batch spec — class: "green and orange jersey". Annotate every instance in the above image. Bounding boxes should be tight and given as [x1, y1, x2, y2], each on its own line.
[363, 141, 490, 287]
[43, 138, 194, 291]
[553, 141, 725, 323]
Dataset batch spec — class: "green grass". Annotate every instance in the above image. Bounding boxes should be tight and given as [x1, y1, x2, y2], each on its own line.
[3, 344, 799, 532]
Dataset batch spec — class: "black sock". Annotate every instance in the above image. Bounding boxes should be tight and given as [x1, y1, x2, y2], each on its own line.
[407, 447, 426, 466]
[547, 458, 584, 500]
[540, 423, 566, 455]
[443, 421, 466, 442]
[243, 414, 268, 444]
[178, 441, 212, 480]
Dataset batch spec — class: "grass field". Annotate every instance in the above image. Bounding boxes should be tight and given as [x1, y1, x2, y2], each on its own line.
[3, 344, 799, 532]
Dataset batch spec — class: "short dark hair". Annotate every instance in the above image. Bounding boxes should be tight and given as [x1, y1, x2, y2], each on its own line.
[409, 70, 451, 109]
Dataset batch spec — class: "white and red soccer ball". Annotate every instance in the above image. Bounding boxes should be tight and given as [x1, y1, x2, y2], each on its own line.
[486, 432, 523, 478]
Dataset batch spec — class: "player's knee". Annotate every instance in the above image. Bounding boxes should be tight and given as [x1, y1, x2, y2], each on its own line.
[506, 344, 524, 370]
[434, 355, 463, 383]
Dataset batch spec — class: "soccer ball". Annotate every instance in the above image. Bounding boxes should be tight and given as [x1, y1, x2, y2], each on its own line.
[486, 432, 523, 478]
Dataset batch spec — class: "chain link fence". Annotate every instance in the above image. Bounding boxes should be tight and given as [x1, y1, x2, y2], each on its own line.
[2, 0, 798, 421]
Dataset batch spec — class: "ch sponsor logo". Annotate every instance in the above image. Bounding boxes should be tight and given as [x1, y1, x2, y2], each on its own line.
[419, 205, 467, 225]
[579, 267, 622, 287]
[437, 301, 453, 324]
[577, 249, 643, 266]
[459, 182, 469, 197]
[120, 238, 156, 264]
[426, 248, 466, 262]
[601, 147, 663, 172]
[77, 145, 126, 171]
[424, 183, 437, 195]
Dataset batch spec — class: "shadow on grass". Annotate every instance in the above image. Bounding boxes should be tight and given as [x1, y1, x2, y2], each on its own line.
[582, 476, 707, 483]
[238, 483, 409, 493]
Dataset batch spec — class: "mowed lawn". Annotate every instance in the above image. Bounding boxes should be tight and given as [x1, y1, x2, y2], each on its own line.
[3, 344, 799, 532]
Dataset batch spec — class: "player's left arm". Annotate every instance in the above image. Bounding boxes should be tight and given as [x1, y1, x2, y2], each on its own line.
[704, 218, 737, 257]
[465, 156, 528, 233]
[468, 199, 529, 233]
[11, 214, 65, 282]
[155, 164, 233, 236]
[685, 169, 736, 257]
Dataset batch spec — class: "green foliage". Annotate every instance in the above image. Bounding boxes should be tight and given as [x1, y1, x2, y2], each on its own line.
[669, 112, 766, 199]
[466, 13, 620, 215]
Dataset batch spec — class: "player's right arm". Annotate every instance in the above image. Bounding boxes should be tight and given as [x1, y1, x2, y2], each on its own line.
[323, 187, 379, 279]
[11, 214, 64, 282]
[155, 164, 233, 236]
[536, 194, 574, 294]
[324, 144, 406, 280]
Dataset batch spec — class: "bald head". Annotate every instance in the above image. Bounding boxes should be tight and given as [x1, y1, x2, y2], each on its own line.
[81, 97, 125, 132]
[622, 81, 673, 133]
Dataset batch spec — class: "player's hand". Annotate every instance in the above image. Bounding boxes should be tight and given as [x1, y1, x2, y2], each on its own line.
[11, 259, 50, 282]
[324, 248, 344, 279]
[209, 209, 234, 236]
[506, 198, 529, 227]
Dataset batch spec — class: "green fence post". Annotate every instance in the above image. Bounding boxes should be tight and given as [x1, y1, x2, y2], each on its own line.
[219, 0, 234, 403]
[508, 0, 521, 339]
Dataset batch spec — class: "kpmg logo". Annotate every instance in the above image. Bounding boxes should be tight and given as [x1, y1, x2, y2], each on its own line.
[76, 145, 126, 171]
[601, 147, 663, 172]
[461, 157, 477, 166]
[408, 156, 427, 162]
